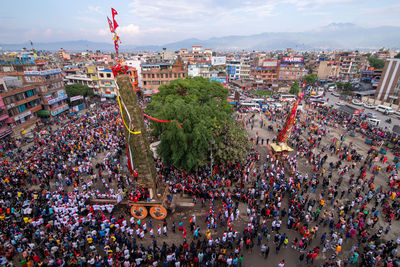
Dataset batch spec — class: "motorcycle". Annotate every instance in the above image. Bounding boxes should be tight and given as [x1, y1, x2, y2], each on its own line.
[385, 118, 392, 124]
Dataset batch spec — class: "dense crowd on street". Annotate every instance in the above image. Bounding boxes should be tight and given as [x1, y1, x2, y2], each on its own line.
[0, 96, 399, 266]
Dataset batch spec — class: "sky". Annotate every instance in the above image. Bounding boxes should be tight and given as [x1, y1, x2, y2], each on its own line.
[0, 0, 399, 46]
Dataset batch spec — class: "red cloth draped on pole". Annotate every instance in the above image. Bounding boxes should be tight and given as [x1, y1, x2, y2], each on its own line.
[142, 113, 182, 128]
[277, 100, 298, 143]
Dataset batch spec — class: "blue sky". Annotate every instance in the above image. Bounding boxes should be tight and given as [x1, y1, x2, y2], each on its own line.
[0, 0, 399, 45]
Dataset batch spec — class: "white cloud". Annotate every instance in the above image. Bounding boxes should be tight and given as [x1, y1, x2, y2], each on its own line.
[88, 6, 103, 15]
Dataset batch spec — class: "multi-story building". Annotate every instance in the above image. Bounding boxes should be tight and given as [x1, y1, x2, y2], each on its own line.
[279, 56, 308, 81]
[317, 61, 341, 80]
[188, 62, 212, 78]
[0, 91, 12, 139]
[374, 58, 400, 105]
[58, 49, 71, 61]
[22, 69, 69, 117]
[141, 58, 187, 96]
[226, 60, 241, 80]
[239, 62, 251, 81]
[97, 68, 117, 98]
[250, 60, 280, 83]
[0, 76, 42, 132]
[337, 52, 360, 81]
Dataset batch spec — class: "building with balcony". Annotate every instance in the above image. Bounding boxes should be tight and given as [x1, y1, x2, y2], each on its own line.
[141, 57, 187, 96]
[374, 59, 400, 105]
[279, 57, 308, 81]
[250, 60, 280, 85]
[0, 92, 12, 139]
[0, 76, 42, 132]
[21, 68, 69, 116]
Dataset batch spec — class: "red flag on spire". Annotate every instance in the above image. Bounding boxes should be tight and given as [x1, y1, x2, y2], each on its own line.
[113, 19, 119, 31]
[107, 17, 114, 33]
[111, 8, 118, 19]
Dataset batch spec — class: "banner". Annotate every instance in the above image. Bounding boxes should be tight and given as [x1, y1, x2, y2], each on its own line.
[142, 113, 182, 128]
[70, 95, 83, 102]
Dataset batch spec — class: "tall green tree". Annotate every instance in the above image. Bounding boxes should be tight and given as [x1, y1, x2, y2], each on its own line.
[304, 73, 317, 85]
[289, 81, 299, 95]
[368, 57, 385, 69]
[395, 52, 400, 59]
[65, 84, 94, 98]
[146, 77, 250, 171]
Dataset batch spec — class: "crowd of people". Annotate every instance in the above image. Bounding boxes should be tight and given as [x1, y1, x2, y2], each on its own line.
[0, 94, 398, 266]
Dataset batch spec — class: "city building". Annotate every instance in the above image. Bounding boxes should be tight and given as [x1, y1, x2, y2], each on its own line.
[374, 58, 400, 105]
[337, 52, 360, 81]
[317, 61, 341, 80]
[58, 49, 71, 61]
[211, 56, 226, 66]
[226, 60, 241, 80]
[188, 62, 212, 78]
[0, 92, 12, 139]
[0, 76, 42, 132]
[140, 57, 187, 96]
[250, 60, 280, 84]
[97, 68, 117, 98]
[22, 68, 69, 117]
[279, 56, 308, 80]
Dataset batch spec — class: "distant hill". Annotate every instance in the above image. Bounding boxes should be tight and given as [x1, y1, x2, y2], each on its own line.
[1, 23, 399, 52]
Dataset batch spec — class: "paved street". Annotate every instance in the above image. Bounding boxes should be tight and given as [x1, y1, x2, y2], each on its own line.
[324, 92, 400, 130]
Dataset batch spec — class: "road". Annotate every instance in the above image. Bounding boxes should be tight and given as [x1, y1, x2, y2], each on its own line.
[323, 92, 399, 130]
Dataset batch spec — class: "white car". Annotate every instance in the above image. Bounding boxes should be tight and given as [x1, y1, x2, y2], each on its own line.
[335, 101, 345, 106]
[351, 99, 362, 106]
[363, 103, 376, 109]
[332, 92, 340, 97]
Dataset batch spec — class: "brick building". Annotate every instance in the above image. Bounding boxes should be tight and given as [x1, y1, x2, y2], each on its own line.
[141, 57, 187, 96]
[0, 76, 42, 132]
[374, 58, 400, 105]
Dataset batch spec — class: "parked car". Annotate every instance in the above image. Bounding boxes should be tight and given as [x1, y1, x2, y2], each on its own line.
[366, 118, 381, 127]
[366, 112, 377, 118]
[332, 92, 340, 97]
[363, 103, 376, 109]
[335, 101, 345, 106]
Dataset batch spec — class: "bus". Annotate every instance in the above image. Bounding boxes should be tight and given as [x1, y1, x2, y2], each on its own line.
[280, 94, 296, 102]
[240, 102, 261, 112]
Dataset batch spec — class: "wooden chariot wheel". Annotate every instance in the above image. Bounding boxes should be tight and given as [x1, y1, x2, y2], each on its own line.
[130, 205, 148, 219]
[149, 205, 167, 220]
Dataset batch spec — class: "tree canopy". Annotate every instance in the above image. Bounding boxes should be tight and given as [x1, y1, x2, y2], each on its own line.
[395, 53, 400, 59]
[289, 81, 299, 95]
[304, 73, 317, 85]
[368, 57, 385, 69]
[146, 77, 250, 171]
[65, 84, 94, 98]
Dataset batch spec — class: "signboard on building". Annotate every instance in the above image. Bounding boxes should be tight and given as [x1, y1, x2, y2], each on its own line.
[281, 57, 304, 63]
[70, 95, 84, 102]
[262, 60, 278, 67]
[24, 68, 61, 76]
[48, 90, 68, 105]
[211, 56, 226, 66]
[15, 111, 31, 121]
[51, 104, 69, 116]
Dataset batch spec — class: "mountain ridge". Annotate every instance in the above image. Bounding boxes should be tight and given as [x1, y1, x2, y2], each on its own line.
[1, 23, 399, 52]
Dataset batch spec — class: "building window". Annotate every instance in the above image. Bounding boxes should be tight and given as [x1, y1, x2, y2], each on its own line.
[107, 73, 111, 78]
[169, 73, 172, 78]
[100, 73, 104, 78]
[152, 74, 155, 79]
[174, 73, 177, 78]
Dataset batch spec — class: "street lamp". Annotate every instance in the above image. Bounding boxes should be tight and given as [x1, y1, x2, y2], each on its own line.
[210, 140, 215, 174]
